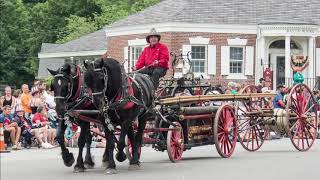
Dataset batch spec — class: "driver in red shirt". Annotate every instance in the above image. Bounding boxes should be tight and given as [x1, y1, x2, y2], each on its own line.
[134, 28, 169, 88]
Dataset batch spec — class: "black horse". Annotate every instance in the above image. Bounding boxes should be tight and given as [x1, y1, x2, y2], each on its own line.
[48, 63, 95, 172]
[84, 57, 154, 173]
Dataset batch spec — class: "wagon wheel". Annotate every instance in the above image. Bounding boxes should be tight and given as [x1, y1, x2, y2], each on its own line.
[167, 122, 184, 162]
[286, 83, 318, 151]
[237, 85, 267, 151]
[214, 104, 237, 158]
[125, 135, 142, 161]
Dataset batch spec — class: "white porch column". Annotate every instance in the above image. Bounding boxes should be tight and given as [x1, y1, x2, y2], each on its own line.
[285, 35, 291, 86]
[308, 36, 315, 87]
[256, 36, 266, 83]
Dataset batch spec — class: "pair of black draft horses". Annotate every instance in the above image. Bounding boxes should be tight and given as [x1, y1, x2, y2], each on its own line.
[48, 57, 154, 174]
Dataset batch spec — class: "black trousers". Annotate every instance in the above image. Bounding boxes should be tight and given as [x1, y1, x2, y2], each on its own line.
[138, 67, 167, 89]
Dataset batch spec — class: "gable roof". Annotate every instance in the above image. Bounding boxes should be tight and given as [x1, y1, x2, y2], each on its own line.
[40, 28, 107, 54]
[108, 0, 320, 28]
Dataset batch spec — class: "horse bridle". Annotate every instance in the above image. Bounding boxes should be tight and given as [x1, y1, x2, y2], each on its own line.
[91, 62, 109, 102]
[54, 66, 81, 101]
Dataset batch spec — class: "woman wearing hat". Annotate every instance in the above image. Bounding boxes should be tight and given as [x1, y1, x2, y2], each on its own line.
[134, 28, 169, 88]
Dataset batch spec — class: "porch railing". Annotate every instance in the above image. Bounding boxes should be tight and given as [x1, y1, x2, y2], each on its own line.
[285, 78, 320, 90]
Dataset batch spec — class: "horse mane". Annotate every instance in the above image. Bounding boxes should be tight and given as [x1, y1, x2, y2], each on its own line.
[84, 58, 122, 98]
[102, 58, 122, 95]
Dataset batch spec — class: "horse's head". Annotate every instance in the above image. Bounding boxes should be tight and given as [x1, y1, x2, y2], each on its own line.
[48, 63, 80, 115]
[84, 58, 107, 110]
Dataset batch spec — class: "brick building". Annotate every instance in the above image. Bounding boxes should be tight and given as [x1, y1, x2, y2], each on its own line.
[105, 0, 320, 89]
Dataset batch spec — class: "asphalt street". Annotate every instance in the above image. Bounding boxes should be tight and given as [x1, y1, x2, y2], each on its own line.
[1, 138, 320, 180]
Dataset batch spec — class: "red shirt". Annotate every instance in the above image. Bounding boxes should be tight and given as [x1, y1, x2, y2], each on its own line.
[32, 112, 47, 126]
[135, 42, 169, 70]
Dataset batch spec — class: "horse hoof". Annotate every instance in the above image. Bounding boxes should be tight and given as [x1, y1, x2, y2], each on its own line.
[84, 156, 95, 169]
[73, 166, 85, 173]
[63, 153, 75, 167]
[102, 161, 109, 168]
[116, 151, 127, 162]
[128, 164, 142, 171]
[105, 168, 117, 175]
[84, 162, 94, 169]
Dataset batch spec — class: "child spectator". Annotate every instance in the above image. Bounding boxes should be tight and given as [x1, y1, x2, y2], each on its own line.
[0, 105, 21, 150]
[13, 106, 33, 148]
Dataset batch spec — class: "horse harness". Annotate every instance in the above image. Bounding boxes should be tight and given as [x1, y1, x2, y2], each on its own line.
[91, 62, 150, 131]
[54, 65, 83, 102]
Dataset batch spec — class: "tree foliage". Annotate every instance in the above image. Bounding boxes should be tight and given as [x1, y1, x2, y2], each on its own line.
[0, 0, 160, 86]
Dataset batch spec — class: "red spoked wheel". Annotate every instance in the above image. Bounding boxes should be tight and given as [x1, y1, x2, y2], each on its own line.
[214, 104, 237, 158]
[167, 122, 184, 162]
[237, 85, 267, 152]
[125, 135, 142, 161]
[286, 83, 318, 152]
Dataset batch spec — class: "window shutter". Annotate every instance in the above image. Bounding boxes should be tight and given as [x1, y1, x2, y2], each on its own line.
[316, 48, 320, 76]
[221, 46, 230, 75]
[245, 46, 254, 76]
[123, 46, 129, 73]
[207, 45, 216, 75]
[182, 45, 191, 74]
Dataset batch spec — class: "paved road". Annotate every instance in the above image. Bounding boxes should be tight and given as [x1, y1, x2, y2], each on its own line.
[1, 138, 320, 180]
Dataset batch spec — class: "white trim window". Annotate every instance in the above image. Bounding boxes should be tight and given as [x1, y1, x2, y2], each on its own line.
[191, 45, 207, 74]
[229, 47, 244, 74]
[129, 46, 144, 70]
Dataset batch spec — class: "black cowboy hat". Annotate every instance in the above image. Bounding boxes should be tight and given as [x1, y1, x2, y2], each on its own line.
[146, 28, 161, 43]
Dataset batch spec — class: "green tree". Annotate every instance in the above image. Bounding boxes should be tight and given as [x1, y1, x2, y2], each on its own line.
[0, 0, 160, 86]
[0, 0, 34, 85]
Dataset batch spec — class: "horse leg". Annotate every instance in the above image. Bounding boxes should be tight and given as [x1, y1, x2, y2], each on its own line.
[57, 120, 74, 167]
[129, 118, 146, 170]
[115, 122, 130, 162]
[104, 128, 117, 174]
[83, 122, 95, 169]
[101, 142, 109, 168]
[73, 123, 86, 173]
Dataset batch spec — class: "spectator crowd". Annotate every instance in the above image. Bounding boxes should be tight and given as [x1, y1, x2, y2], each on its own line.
[0, 78, 319, 150]
[0, 80, 59, 149]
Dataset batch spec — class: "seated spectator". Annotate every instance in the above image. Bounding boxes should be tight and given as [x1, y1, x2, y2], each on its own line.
[32, 106, 56, 148]
[13, 105, 48, 149]
[0, 105, 21, 150]
[272, 85, 287, 109]
[0, 86, 16, 114]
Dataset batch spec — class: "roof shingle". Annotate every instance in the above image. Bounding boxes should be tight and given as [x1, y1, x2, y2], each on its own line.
[40, 28, 107, 53]
[108, 0, 320, 28]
